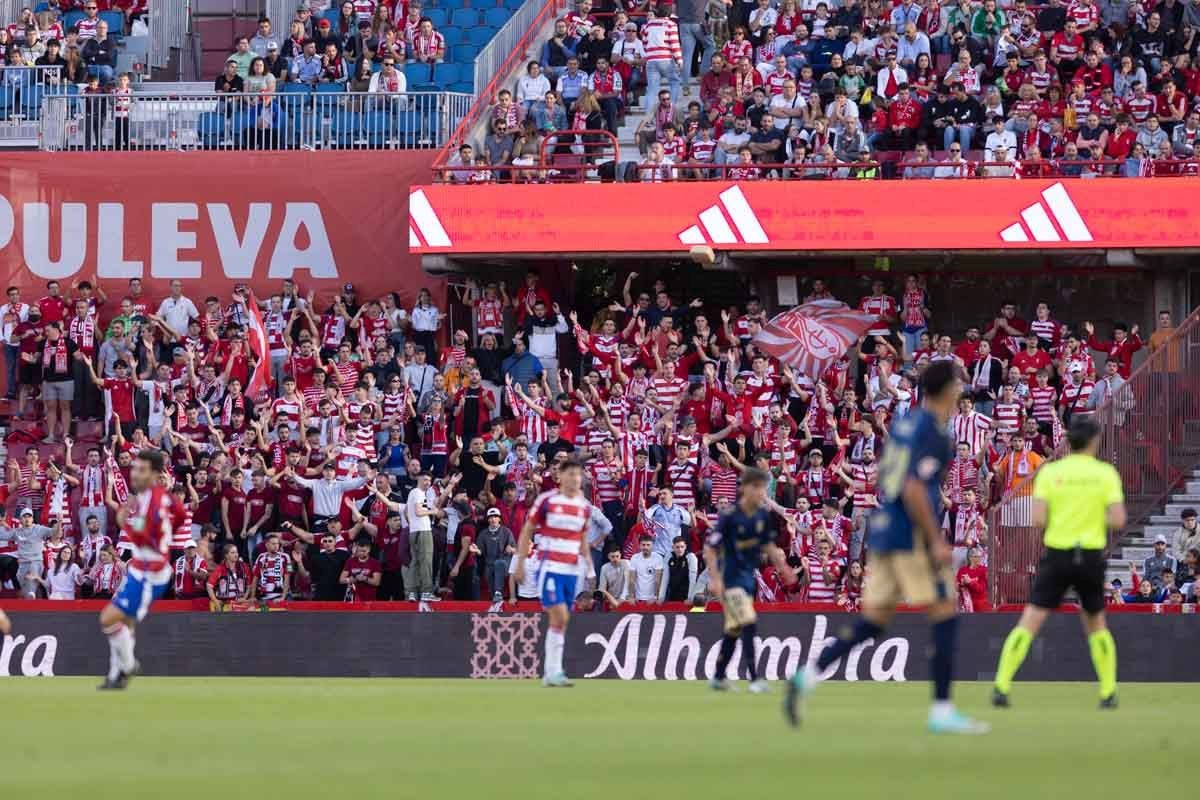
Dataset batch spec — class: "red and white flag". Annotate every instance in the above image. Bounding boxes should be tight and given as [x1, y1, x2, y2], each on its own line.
[753, 300, 877, 380]
[245, 293, 270, 399]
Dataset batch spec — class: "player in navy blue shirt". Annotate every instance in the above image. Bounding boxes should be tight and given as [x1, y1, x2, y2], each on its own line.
[703, 467, 797, 693]
[785, 361, 990, 735]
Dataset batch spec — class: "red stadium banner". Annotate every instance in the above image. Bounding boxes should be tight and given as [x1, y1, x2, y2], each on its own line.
[408, 179, 1200, 254]
[0, 151, 438, 305]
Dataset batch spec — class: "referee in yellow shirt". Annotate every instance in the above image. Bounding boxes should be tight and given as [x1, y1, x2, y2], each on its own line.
[991, 418, 1126, 709]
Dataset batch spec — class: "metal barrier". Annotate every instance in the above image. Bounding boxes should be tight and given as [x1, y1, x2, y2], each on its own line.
[431, 128, 618, 182]
[150, 0, 191, 71]
[632, 159, 881, 181]
[38, 89, 472, 151]
[895, 158, 1200, 178]
[988, 306, 1200, 606]
[433, 0, 565, 172]
[0, 66, 63, 145]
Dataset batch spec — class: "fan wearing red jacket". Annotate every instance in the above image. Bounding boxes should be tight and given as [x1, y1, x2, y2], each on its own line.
[885, 84, 922, 150]
[1083, 320, 1142, 379]
[956, 546, 990, 612]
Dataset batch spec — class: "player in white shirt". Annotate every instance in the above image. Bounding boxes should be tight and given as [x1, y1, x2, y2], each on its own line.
[514, 457, 591, 687]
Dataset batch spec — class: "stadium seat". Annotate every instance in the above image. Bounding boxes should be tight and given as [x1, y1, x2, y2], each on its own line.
[330, 108, 361, 145]
[315, 82, 346, 94]
[321, 7, 341, 28]
[281, 82, 312, 95]
[100, 11, 124, 37]
[484, 7, 510, 27]
[34, 1, 49, 10]
[503, 0, 524, 10]
[439, 26, 464, 46]
[450, 8, 479, 26]
[448, 80, 473, 93]
[425, 8, 449, 28]
[62, 11, 83, 32]
[451, 44, 474, 63]
[468, 27, 492, 46]
[435, 63, 461, 84]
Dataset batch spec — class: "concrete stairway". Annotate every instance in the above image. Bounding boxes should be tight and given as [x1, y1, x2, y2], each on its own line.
[614, 76, 699, 161]
[1105, 466, 1200, 586]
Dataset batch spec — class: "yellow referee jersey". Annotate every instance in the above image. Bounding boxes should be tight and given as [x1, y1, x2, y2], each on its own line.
[1031, 453, 1124, 550]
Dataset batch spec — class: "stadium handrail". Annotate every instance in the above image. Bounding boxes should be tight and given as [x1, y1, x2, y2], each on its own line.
[893, 158, 1200, 178]
[987, 304, 1200, 606]
[432, 0, 567, 173]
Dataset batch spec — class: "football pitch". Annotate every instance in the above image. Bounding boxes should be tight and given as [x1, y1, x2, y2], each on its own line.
[9, 679, 1186, 797]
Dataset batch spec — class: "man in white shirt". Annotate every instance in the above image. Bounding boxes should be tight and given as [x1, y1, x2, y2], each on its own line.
[1, 285, 29, 400]
[984, 114, 1017, 160]
[404, 471, 438, 601]
[626, 534, 665, 602]
[156, 280, 199, 337]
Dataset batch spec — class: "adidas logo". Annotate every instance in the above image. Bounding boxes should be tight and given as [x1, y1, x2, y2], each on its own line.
[409, 188, 452, 248]
[998, 182, 1094, 244]
[677, 186, 770, 246]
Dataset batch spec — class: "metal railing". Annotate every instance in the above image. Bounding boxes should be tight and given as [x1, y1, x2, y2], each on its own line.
[38, 89, 472, 151]
[633, 159, 882, 181]
[987, 307, 1200, 606]
[895, 158, 1200, 178]
[0, 66, 63, 144]
[434, 0, 565, 171]
[150, 0, 190, 70]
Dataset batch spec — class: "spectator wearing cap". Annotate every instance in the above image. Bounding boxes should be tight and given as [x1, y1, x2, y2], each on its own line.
[226, 35, 255, 78]
[0, 510, 59, 598]
[294, 4, 315, 38]
[1143, 534, 1177, 591]
[250, 16, 280, 58]
[313, 17, 339, 53]
[289, 38, 323, 84]
[475, 507, 516, 602]
[1173, 509, 1199, 561]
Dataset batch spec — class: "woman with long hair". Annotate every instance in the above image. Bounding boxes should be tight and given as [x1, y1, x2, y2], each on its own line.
[910, 52, 936, 101]
[335, 0, 356, 35]
[38, 545, 84, 600]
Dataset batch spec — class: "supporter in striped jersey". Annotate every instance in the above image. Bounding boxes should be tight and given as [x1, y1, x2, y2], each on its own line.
[1026, 370, 1058, 430]
[992, 384, 1024, 434]
[799, 536, 842, 603]
[950, 394, 994, 457]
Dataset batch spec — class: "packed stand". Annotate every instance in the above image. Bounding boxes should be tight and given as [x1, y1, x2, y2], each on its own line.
[468, 0, 1200, 179]
[0, 2, 147, 85]
[0, 272, 1181, 611]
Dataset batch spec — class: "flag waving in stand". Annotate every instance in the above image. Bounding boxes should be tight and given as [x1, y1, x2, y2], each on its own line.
[244, 292, 270, 399]
[753, 299, 879, 379]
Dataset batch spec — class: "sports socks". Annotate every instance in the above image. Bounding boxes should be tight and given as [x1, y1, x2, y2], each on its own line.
[740, 624, 758, 681]
[104, 622, 133, 681]
[714, 634, 737, 680]
[544, 625, 565, 678]
[993, 626, 1033, 694]
[1088, 629, 1117, 699]
[930, 617, 958, 702]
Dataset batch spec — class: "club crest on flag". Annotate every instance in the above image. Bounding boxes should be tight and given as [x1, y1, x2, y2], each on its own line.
[753, 300, 878, 379]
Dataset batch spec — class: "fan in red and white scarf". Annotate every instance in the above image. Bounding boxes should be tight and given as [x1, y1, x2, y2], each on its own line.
[67, 306, 97, 358]
[41, 325, 74, 378]
[42, 462, 78, 540]
[105, 449, 134, 557]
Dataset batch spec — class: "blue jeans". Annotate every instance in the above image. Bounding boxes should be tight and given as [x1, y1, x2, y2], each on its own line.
[678, 22, 714, 81]
[88, 64, 114, 84]
[931, 33, 952, 54]
[901, 328, 926, 362]
[944, 123, 975, 150]
[4, 343, 17, 398]
[645, 59, 681, 106]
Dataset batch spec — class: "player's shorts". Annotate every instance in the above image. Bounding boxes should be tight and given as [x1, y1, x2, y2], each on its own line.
[720, 586, 757, 634]
[113, 571, 169, 622]
[538, 569, 578, 609]
[864, 549, 954, 610]
[1029, 547, 1106, 614]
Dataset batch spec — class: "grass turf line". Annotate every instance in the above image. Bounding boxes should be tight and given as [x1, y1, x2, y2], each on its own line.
[5, 680, 1186, 798]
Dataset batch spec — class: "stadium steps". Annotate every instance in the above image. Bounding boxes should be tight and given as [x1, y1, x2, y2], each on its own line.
[614, 75, 700, 161]
[1105, 467, 1200, 584]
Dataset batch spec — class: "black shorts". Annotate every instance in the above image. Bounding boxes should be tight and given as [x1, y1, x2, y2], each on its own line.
[18, 361, 40, 386]
[1029, 547, 1107, 614]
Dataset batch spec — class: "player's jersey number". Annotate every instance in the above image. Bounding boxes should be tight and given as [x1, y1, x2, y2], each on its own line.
[876, 442, 911, 502]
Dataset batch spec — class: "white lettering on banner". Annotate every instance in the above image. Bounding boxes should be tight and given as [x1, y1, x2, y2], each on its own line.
[584, 615, 910, 681]
[151, 203, 201, 278]
[25, 202, 87, 279]
[98, 203, 144, 278]
[0, 634, 57, 677]
[207, 203, 272, 280]
[0, 194, 340, 282]
[268, 203, 338, 280]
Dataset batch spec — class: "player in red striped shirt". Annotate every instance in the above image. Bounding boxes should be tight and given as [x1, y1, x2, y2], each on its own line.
[513, 457, 592, 687]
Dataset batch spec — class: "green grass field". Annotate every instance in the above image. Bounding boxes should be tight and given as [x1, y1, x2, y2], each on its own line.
[8, 679, 1186, 798]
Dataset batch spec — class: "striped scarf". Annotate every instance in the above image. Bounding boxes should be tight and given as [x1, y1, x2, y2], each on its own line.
[69, 315, 95, 351]
[106, 451, 129, 504]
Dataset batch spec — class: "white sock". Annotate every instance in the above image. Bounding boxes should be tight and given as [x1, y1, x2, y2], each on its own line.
[125, 631, 137, 672]
[803, 662, 821, 685]
[104, 623, 128, 680]
[545, 627, 565, 677]
[931, 700, 954, 717]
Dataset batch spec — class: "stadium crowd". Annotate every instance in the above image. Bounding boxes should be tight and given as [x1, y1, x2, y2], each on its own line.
[0, 272, 1189, 612]
[462, 0, 1200, 179]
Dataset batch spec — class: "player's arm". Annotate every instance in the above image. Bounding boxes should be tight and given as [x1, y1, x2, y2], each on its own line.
[903, 474, 949, 564]
[513, 507, 537, 585]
